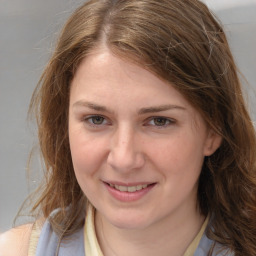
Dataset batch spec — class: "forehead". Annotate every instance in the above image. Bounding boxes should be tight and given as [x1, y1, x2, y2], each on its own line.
[70, 49, 207, 129]
[71, 50, 189, 107]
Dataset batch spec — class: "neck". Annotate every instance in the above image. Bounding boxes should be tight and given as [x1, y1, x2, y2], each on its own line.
[95, 206, 205, 256]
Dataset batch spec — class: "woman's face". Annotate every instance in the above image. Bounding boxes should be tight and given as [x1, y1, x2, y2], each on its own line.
[68, 49, 220, 230]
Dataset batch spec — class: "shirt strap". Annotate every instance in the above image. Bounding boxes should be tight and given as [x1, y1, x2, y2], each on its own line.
[84, 204, 103, 256]
[183, 215, 209, 256]
[28, 219, 44, 256]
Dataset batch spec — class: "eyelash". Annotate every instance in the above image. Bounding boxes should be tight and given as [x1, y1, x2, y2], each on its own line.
[145, 116, 176, 128]
[83, 115, 175, 129]
[83, 115, 109, 127]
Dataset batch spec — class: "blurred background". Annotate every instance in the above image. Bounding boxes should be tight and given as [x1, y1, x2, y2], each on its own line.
[0, 0, 256, 232]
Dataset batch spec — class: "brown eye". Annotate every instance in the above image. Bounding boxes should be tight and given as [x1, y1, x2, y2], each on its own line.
[153, 117, 169, 126]
[146, 117, 174, 128]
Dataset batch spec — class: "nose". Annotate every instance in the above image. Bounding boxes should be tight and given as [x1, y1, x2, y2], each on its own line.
[107, 126, 145, 173]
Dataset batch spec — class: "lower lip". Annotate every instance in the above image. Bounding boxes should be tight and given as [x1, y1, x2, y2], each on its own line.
[104, 183, 155, 202]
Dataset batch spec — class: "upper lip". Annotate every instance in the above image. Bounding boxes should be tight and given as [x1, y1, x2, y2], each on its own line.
[103, 180, 155, 186]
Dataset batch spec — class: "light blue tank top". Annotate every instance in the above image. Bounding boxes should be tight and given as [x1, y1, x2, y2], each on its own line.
[35, 220, 233, 256]
[35, 220, 84, 256]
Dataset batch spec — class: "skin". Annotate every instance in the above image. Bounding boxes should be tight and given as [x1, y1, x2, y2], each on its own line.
[0, 224, 32, 256]
[69, 48, 222, 256]
[0, 49, 221, 256]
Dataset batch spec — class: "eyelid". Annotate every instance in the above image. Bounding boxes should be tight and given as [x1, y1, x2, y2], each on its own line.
[83, 115, 111, 127]
[144, 116, 176, 127]
[81, 114, 176, 129]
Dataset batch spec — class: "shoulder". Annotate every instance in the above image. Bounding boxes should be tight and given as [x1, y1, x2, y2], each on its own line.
[0, 224, 33, 256]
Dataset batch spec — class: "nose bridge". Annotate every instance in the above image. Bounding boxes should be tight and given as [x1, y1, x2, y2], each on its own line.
[107, 123, 144, 172]
[116, 124, 133, 153]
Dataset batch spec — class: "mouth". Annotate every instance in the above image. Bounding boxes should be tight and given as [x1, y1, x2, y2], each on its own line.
[108, 183, 151, 192]
[103, 182, 156, 202]
[104, 182, 156, 192]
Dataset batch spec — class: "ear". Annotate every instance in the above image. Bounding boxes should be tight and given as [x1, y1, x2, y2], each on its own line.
[203, 129, 222, 156]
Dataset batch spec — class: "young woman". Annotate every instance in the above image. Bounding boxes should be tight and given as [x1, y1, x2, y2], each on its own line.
[1, 0, 256, 255]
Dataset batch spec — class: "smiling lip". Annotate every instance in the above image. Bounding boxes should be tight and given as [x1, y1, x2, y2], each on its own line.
[103, 181, 156, 202]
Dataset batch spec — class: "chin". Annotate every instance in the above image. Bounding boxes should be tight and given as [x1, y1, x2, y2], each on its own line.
[105, 211, 152, 230]
[111, 220, 147, 230]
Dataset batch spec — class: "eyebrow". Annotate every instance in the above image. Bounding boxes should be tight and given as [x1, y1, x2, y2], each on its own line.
[72, 101, 186, 114]
[138, 104, 186, 114]
[73, 101, 112, 113]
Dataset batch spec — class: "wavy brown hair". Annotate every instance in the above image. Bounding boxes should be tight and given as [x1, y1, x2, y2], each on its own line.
[28, 0, 256, 254]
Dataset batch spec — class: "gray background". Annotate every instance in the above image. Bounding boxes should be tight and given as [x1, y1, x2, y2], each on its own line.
[0, 0, 256, 232]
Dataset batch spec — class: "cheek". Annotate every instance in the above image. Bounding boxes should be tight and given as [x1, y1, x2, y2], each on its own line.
[69, 129, 109, 178]
[151, 134, 205, 178]
[69, 133, 102, 197]
[69, 129, 93, 173]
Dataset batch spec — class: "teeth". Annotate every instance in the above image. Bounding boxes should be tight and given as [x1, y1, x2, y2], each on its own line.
[110, 184, 149, 192]
[119, 186, 128, 192]
[128, 186, 137, 192]
[136, 185, 142, 190]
